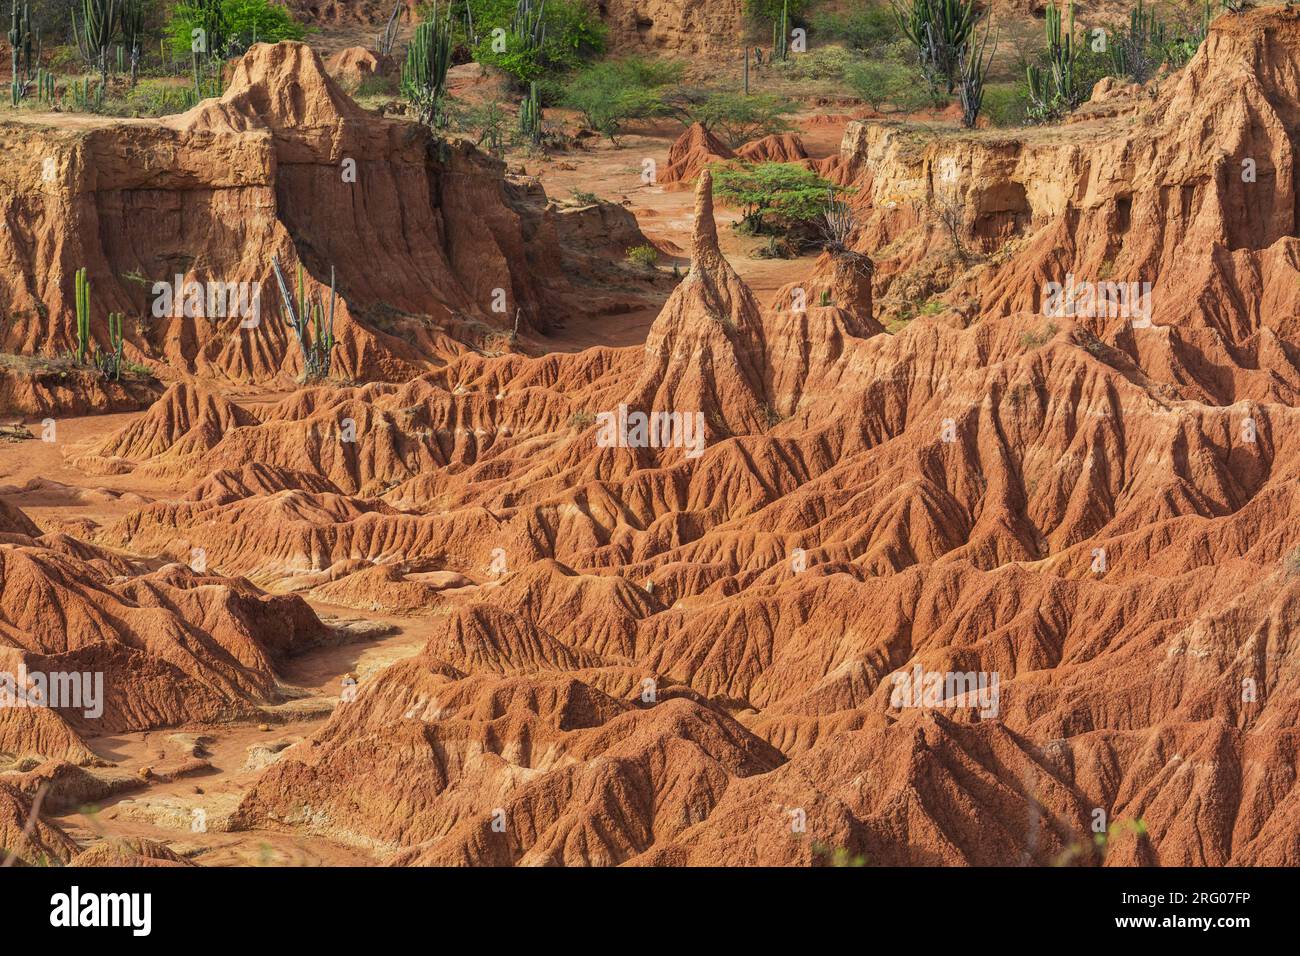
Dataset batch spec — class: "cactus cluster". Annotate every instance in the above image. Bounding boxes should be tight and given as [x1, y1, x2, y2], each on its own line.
[71, 269, 127, 379]
[402, 3, 453, 126]
[272, 256, 337, 381]
[95, 312, 124, 380]
[1026, 1, 1080, 122]
[519, 80, 542, 145]
[72, 0, 118, 82]
[892, 0, 979, 95]
[1111, 0, 1164, 83]
[773, 0, 790, 62]
[70, 75, 105, 112]
[511, 0, 547, 55]
[8, 0, 38, 106]
[34, 66, 54, 104]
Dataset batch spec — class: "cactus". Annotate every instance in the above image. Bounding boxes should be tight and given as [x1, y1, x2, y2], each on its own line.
[73, 0, 118, 83]
[377, 0, 402, 60]
[120, 0, 143, 86]
[820, 188, 855, 252]
[70, 75, 104, 111]
[401, 3, 453, 126]
[775, 0, 789, 62]
[891, 0, 979, 94]
[519, 80, 542, 145]
[9, 0, 35, 106]
[511, 0, 547, 54]
[271, 255, 337, 381]
[74, 268, 90, 365]
[959, 19, 997, 128]
[1112, 0, 1170, 82]
[96, 311, 124, 380]
[34, 67, 54, 104]
[1026, 0, 1079, 122]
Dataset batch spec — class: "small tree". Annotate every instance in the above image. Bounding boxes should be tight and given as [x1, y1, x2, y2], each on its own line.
[684, 91, 794, 149]
[561, 57, 680, 144]
[712, 162, 837, 234]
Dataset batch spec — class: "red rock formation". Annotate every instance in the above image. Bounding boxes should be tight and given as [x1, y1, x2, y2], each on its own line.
[0, 42, 643, 393]
[659, 122, 735, 187]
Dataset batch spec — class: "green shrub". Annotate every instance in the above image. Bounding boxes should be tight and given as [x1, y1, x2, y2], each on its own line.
[810, 4, 899, 54]
[626, 244, 660, 270]
[119, 79, 194, 116]
[561, 57, 681, 143]
[166, 0, 304, 58]
[776, 44, 857, 82]
[981, 82, 1029, 127]
[846, 58, 939, 113]
[469, 0, 605, 86]
[1019, 322, 1058, 350]
[746, 0, 814, 24]
[713, 162, 836, 233]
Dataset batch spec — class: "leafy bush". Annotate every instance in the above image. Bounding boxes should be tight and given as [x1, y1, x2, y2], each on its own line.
[746, 0, 814, 24]
[712, 162, 836, 233]
[776, 45, 856, 82]
[446, 97, 511, 153]
[810, 4, 899, 54]
[468, 0, 605, 86]
[561, 57, 681, 143]
[626, 244, 660, 270]
[846, 59, 939, 113]
[120, 79, 194, 116]
[686, 92, 794, 149]
[166, 0, 304, 58]
[981, 82, 1029, 127]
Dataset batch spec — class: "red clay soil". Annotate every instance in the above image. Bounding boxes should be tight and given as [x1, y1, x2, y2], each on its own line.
[5, 11, 1300, 868]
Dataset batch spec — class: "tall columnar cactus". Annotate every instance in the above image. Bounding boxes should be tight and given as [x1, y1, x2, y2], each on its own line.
[9, 0, 34, 106]
[511, 0, 547, 54]
[73, 0, 118, 82]
[519, 80, 542, 144]
[1111, 0, 1166, 83]
[75, 267, 90, 365]
[775, 0, 789, 62]
[272, 255, 337, 381]
[35, 67, 54, 104]
[101, 311, 124, 380]
[892, 0, 979, 95]
[1026, 0, 1079, 121]
[401, 4, 453, 126]
[377, 0, 402, 60]
[121, 0, 143, 85]
[959, 20, 997, 128]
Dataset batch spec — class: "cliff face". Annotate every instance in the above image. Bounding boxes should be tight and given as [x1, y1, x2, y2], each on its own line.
[595, 0, 746, 54]
[837, 8, 1300, 407]
[0, 42, 633, 390]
